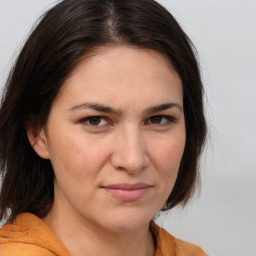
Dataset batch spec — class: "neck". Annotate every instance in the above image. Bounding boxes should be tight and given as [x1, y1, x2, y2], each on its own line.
[42, 204, 155, 256]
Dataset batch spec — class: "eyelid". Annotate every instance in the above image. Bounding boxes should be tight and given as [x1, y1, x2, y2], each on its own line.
[79, 116, 111, 127]
[145, 115, 176, 125]
[78, 114, 176, 129]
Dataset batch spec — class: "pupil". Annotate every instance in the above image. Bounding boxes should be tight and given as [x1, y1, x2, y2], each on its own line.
[151, 116, 162, 124]
[89, 117, 101, 125]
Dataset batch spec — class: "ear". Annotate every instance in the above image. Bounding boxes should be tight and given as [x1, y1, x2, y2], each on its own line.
[26, 125, 50, 159]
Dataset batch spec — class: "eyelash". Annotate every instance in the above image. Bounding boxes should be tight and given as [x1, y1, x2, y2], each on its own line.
[79, 115, 175, 128]
[79, 116, 108, 126]
[145, 115, 175, 126]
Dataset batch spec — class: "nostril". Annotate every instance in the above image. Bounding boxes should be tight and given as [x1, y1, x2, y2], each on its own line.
[110, 150, 149, 173]
[110, 131, 149, 173]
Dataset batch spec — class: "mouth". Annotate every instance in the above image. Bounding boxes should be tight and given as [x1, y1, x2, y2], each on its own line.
[101, 183, 152, 202]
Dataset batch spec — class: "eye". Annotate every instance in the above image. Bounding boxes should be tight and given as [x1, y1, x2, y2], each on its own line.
[146, 115, 174, 125]
[150, 116, 164, 124]
[81, 116, 108, 126]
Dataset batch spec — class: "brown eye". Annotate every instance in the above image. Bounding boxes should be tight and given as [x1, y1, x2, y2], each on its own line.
[80, 116, 108, 127]
[150, 116, 163, 124]
[146, 115, 173, 126]
[88, 117, 102, 125]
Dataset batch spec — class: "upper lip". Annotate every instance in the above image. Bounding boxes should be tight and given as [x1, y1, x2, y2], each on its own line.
[102, 183, 151, 190]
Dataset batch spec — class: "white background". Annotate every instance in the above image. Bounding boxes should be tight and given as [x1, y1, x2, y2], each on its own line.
[0, 1, 256, 255]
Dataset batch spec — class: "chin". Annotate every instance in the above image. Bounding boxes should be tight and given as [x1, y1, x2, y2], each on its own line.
[99, 209, 154, 233]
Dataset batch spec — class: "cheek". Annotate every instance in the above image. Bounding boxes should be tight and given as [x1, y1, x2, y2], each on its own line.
[145, 136, 185, 210]
[149, 133, 185, 198]
[48, 132, 110, 180]
[151, 136, 185, 173]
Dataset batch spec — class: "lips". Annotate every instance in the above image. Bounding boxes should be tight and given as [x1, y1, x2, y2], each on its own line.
[102, 183, 151, 202]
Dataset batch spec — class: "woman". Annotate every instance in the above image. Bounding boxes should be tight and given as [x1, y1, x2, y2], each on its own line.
[0, 0, 207, 255]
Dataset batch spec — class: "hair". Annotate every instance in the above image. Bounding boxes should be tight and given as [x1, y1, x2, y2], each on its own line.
[0, 0, 206, 223]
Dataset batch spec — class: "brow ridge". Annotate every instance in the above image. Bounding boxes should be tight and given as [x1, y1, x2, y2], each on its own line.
[69, 102, 182, 115]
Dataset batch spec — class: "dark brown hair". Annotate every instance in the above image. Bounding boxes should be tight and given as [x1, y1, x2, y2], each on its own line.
[0, 0, 206, 223]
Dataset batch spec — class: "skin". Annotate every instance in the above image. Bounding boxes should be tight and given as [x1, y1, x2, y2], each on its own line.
[28, 46, 186, 256]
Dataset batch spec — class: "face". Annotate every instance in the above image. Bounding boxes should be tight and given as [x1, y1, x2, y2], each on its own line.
[33, 46, 185, 232]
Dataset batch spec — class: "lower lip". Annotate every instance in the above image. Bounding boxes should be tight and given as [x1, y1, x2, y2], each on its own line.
[103, 187, 150, 202]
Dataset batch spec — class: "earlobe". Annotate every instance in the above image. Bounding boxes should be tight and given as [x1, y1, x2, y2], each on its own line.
[26, 125, 50, 159]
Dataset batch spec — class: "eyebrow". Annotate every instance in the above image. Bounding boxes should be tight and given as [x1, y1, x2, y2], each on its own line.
[69, 102, 121, 115]
[145, 103, 183, 114]
[69, 102, 182, 114]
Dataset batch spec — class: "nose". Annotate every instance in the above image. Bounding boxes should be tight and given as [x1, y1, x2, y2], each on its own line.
[110, 127, 149, 173]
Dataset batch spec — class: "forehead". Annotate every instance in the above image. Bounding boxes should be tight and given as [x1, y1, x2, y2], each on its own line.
[53, 46, 183, 110]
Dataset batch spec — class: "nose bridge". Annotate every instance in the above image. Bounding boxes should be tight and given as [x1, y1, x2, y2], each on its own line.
[111, 125, 148, 172]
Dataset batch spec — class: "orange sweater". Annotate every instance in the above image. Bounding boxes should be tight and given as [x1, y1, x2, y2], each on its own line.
[0, 213, 207, 256]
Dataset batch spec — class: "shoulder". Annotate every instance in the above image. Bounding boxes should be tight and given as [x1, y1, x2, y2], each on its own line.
[174, 237, 208, 256]
[0, 242, 55, 256]
[150, 221, 208, 256]
[0, 213, 71, 256]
